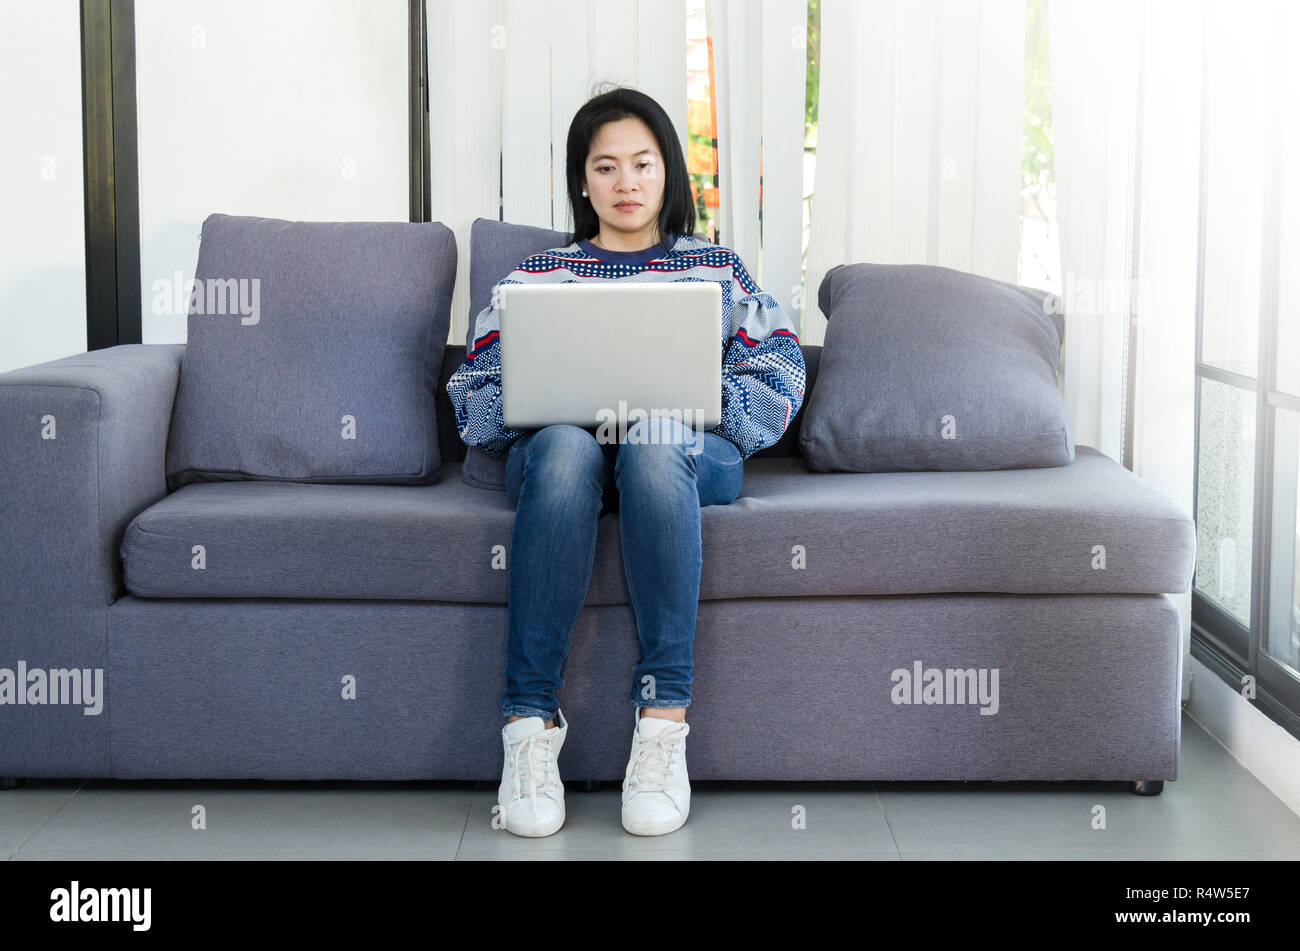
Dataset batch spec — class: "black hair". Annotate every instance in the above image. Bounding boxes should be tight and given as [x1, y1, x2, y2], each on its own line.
[565, 84, 696, 255]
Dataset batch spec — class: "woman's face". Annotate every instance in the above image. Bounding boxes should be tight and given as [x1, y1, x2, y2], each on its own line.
[582, 117, 666, 246]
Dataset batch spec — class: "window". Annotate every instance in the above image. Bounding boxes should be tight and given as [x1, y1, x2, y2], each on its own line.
[1192, 1, 1300, 737]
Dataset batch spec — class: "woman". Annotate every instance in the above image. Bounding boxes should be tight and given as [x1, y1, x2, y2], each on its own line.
[445, 86, 806, 838]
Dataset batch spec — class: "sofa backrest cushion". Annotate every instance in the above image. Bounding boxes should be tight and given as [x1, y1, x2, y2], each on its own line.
[165, 213, 456, 489]
[438, 345, 471, 465]
[799, 262, 1072, 472]
[458, 218, 575, 490]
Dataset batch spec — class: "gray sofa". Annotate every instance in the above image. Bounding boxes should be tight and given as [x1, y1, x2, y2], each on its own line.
[0, 220, 1195, 794]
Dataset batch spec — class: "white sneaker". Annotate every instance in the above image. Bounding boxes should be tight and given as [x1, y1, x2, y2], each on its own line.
[621, 709, 691, 836]
[498, 709, 567, 837]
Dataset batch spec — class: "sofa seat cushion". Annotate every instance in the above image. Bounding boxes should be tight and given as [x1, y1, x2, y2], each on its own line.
[120, 446, 1194, 602]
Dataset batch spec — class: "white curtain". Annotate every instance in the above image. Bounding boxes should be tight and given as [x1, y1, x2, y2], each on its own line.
[1049, 0, 1142, 466]
[1128, 0, 1206, 704]
[805, 0, 1026, 346]
[1051, 0, 1298, 701]
[1052, 0, 1201, 700]
[706, 0, 807, 331]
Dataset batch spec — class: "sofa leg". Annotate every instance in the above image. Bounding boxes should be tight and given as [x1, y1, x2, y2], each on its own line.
[574, 780, 603, 792]
[1128, 779, 1164, 796]
[0, 777, 24, 791]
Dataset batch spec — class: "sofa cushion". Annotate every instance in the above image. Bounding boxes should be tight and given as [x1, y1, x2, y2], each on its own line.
[800, 262, 1073, 472]
[122, 447, 1194, 602]
[459, 218, 575, 490]
[165, 213, 456, 489]
[436, 346, 471, 464]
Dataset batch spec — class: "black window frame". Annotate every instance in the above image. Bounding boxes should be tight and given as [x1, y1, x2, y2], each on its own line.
[1190, 3, 1300, 741]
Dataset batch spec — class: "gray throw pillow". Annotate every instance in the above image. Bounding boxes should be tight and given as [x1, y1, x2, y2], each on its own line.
[799, 262, 1073, 472]
[166, 213, 456, 489]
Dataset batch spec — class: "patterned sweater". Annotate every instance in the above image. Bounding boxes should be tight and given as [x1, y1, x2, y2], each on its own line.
[445, 232, 806, 460]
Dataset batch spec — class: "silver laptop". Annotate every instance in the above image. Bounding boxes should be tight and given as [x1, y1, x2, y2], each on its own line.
[498, 282, 722, 432]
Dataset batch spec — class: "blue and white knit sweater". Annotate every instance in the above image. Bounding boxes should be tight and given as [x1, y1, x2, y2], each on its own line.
[445, 232, 806, 461]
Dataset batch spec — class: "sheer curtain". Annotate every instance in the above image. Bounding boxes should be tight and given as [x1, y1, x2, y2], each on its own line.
[1053, 0, 1300, 701]
[1049, 0, 1143, 466]
[804, 0, 1214, 699]
[706, 0, 807, 330]
[1052, 0, 1219, 700]
[805, 0, 1026, 346]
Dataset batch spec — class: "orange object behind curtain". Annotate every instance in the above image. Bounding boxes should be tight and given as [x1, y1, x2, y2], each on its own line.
[686, 34, 720, 241]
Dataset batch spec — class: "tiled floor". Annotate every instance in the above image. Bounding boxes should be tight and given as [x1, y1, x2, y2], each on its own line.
[4, 714, 1298, 861]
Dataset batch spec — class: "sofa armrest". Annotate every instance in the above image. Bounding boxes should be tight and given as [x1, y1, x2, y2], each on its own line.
[0, 344, 185, 607]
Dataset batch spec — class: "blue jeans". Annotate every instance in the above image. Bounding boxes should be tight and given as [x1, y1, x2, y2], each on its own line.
[500, 417, 744, 721]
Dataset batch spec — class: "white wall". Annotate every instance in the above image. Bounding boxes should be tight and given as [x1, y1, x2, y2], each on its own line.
[134, 0, 410, 344]
[0, 1, 87, 374]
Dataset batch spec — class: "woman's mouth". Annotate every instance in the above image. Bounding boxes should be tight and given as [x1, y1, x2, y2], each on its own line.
[616, 203, 641, 212]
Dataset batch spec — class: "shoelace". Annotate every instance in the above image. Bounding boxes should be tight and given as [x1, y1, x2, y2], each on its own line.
[508, 732, 558, 818]
[626, 725, 685, 794]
